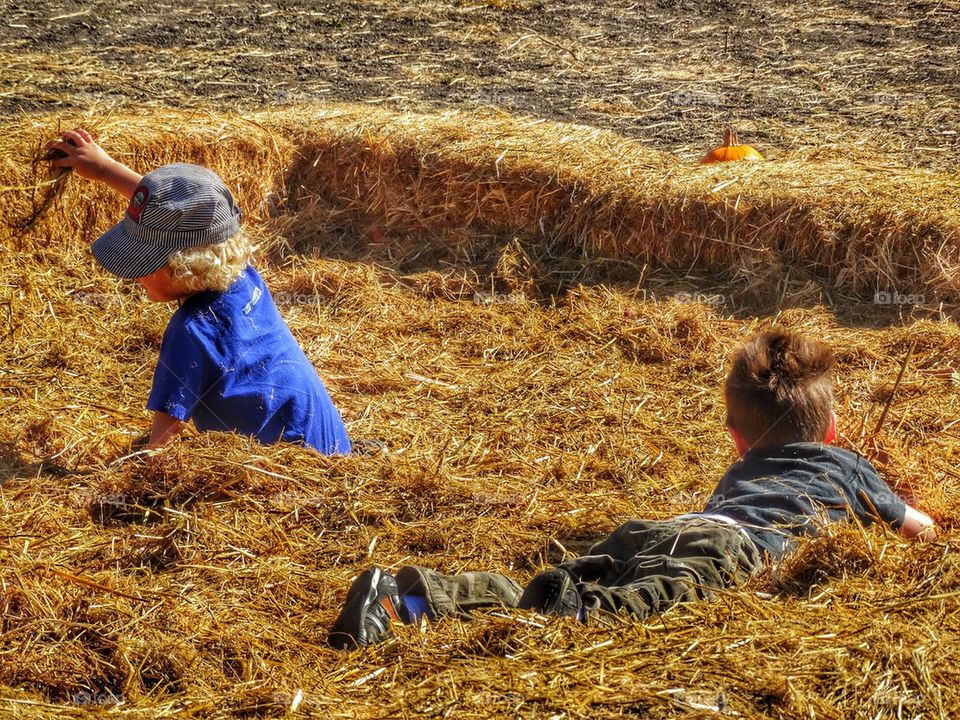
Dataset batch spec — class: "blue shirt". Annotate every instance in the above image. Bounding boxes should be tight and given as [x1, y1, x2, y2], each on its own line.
[147, 266, 351, 454]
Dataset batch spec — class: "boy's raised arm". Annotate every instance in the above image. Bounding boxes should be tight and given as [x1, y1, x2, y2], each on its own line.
[901, 504, 937, 541]
[47, 129, 143, 199]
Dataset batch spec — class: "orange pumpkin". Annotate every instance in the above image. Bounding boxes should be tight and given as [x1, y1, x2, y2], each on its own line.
[699, 128, 764, 164]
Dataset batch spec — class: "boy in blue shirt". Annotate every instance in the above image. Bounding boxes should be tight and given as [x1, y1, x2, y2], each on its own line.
[327, 330, 935, 648]
[49, 129, 351, 454]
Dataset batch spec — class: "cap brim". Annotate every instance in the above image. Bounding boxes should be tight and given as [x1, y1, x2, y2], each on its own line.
[91, 219, 172, 279]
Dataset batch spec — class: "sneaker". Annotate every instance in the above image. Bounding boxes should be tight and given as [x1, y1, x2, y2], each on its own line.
[517, 568, 582, 618]
[328, 567, 404, 649]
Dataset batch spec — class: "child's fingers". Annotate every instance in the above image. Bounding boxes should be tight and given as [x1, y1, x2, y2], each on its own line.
[45, 141, 78, 164]
[75, 129, 94, 143]
[46, 140, 76, 156]
[61, 129, 86, 146]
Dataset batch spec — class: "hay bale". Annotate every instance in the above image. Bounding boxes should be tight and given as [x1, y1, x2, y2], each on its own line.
[3, 105, 958, 302]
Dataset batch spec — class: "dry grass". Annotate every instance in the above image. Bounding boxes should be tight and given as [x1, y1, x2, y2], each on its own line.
[0, 106, 958, 718]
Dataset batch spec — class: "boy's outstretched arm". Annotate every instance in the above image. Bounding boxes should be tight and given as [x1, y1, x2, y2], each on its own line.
[147, 411, 185, 449]
[901, 504, 937, 541]
[47, 129, 143, 199]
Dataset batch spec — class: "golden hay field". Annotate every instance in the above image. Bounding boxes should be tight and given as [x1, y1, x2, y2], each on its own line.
[0, 106, 958, 719]
[2, 0, 960, 718]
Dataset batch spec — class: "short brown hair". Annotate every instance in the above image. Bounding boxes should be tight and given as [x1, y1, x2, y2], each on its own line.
[724, 330, 835, 448]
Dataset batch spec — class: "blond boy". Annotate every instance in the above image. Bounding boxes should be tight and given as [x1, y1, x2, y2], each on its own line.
[50, 130, 350, 453]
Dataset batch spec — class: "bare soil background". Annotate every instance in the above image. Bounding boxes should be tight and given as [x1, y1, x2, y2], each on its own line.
[2, 0, 958, 167]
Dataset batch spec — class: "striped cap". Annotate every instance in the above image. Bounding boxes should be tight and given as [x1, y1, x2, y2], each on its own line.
[92, 163, 242, 279]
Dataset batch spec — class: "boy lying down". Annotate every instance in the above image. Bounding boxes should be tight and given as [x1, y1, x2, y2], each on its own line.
[328, 329, 936, 648]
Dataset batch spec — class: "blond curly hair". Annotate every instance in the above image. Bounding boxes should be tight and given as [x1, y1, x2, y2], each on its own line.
[167, 231, 254, 292]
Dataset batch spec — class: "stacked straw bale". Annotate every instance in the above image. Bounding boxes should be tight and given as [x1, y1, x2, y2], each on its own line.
[275, 107, 960, 303]
[5, 106, 959, 302]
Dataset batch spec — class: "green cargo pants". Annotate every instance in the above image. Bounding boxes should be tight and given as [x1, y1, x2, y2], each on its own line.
[395, 516, 761, 621]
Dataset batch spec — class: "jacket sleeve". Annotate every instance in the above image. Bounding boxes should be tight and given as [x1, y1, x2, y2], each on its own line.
[850, 455, 906, 530]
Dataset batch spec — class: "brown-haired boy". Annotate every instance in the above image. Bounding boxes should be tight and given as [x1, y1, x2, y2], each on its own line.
[328, 329, 936, 649]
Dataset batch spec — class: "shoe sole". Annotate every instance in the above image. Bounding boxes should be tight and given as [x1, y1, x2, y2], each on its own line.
[328, 567, 381, 649]
[328, 567, 402, 650]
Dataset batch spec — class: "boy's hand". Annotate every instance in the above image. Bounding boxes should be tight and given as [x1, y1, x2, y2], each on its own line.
[47, 129, 113, 181]
[45, 129, 143, 199]
[147, 411, 185, 449]
[902, 504, 937, 542]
